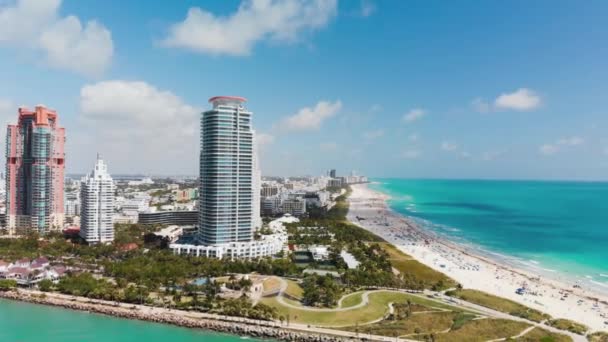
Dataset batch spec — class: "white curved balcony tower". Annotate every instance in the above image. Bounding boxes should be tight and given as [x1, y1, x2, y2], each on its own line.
[198, 96, 261, 246]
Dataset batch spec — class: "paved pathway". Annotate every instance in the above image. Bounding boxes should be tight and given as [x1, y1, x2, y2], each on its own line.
[271, 280, 586, 342]
[275, 277, 371, 312]
[428, 291, 586, 342]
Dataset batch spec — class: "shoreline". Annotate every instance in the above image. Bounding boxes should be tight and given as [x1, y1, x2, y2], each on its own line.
[347, 183, 608, 332]
[0, 289, 366, 342]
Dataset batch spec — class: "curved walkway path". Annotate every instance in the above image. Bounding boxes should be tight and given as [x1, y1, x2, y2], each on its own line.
[336, 291, 364, 308]
[429, 291, 586, 342]
[275, 277, 371, 312]
[270, 277, 586, 342]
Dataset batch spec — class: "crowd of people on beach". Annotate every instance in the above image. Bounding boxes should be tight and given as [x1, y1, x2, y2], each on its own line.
[347, 184, 608, 331]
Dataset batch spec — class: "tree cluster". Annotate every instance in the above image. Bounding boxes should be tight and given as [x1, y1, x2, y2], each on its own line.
[301, 274, 342, 307]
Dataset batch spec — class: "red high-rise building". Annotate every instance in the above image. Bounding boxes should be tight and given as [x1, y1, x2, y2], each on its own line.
[6, 106, 65, 235]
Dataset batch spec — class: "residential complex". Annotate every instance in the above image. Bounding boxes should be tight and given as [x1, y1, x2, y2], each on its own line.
[198, 96, 259, 244]
[259, 177, 337, 217]
[5, 106, 65, 235]
[79, 157, 115, 244]
[0, 257, 66, 286]
[138, 210, 198, 226]
[170, 96, 280, 259]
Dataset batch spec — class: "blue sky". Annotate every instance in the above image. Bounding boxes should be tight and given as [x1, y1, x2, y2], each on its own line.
[1, 0, 607, 179]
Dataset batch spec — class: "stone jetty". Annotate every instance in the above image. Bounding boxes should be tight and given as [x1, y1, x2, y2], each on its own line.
[0, 290, 364, 342]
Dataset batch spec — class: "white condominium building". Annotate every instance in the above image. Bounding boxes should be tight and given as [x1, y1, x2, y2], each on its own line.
[252, 133, 262, 230]
[198, 96, 259, 245]
[80, 157, 115, 244]
[171, 96, 279, 259]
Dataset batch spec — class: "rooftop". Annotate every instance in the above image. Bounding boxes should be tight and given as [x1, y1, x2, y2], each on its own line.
[208, 96, 247, 109]
[208, 95, 247, 103]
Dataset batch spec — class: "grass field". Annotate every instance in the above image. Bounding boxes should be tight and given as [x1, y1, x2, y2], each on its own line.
[427, 318, 530, 342]
[339, 291, 364, 308]
[518, 327, 573, 342]
[343, 312, 458, 337]
[547, 318, 588, 335]
[284, 279, 303, 299]
[260, 290, 474, 327]
[345, 315, 540, 341]
[379, 243, 457, 290]
[446, 289, 550, 322]
[261, 291, 409, 326]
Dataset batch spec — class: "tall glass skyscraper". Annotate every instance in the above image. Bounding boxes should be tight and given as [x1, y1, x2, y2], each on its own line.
[198, 96, 260, 245]
[6, 106, 65, 235]
[170, 96, 282, 259]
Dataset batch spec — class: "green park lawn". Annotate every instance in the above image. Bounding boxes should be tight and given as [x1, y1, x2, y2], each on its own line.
[260, 291, 408, 326]
[260, 290, 473, 327]
[518, 327, 573, 342]
[379, 243, 457, 289]
[284, 279, 303, 299]
[429, 318, 530, 342]
[339, 291, 364, 308]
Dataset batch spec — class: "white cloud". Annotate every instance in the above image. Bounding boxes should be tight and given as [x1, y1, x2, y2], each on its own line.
[400, 149, 421, 159]
[320, 142, 338, 151]
[279, 100, 341, 131]
[162, 0, 337, 56]
[440, 141, 458, 152]
[0, 0, 113, 76]
[78, 80, 201, 172]
[402, 108, 426, 123]
[80, 81, 199, 126]
[359, 0, 376, 17]
[494, 88, 541, 111]
[257, 133, 275, 148]
[539, 136, 584, 156]
[39, 17, 112, 76]
[362, 129, 384, 140]
[472, 88, 542, 113]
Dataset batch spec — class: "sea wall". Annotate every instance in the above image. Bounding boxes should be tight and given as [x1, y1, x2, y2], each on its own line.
[0, 290, 358, 342]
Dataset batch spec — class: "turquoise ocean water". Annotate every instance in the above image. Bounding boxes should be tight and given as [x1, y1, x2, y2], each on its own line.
[0, 298, 260, 342]
[369, 179, 608, 290]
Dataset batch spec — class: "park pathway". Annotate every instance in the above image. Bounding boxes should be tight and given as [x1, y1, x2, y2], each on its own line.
[274, 277, 371, 312]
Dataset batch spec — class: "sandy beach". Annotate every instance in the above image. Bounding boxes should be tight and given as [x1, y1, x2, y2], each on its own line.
[347, 183, 608, 332]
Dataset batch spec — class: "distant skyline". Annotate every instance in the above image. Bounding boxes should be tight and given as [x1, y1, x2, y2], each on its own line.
[1, 0, 608, 180]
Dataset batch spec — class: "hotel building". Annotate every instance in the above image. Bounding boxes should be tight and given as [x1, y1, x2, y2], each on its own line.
[79, 157, 115, 244]
[6, 106, 65, 235]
